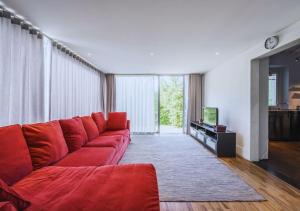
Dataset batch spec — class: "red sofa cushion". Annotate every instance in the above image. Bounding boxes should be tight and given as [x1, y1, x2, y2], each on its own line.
[85, 136, 123, 149]
[0, 125, 32, 185]
[100, 129, 130, 139]
[106, 112, 127, 130]
[22, 121, 69, 169]
[110, 137, 130, 165]
[13, 165, 160, 211]
[79, 116, 99, 141]
[54, 147, 116, 167]
[59, 118, 88, 152]
[0, 202, 17, 211]
[91, 112, 106, 133]
[0, 179, 30, 210]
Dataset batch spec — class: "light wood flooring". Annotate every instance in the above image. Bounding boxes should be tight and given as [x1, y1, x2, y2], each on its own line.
[160, 156, 300, 211]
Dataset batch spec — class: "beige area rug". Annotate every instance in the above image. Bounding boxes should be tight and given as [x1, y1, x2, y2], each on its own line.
[120, 135, 265, 202]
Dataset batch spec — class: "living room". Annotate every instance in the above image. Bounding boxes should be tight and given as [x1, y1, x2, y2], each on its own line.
[0, 1, 300, 211]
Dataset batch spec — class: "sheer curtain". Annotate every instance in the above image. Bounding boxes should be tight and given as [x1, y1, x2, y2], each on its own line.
[116, 75, 158, 133]
[0, 16, 46, 126]
[183, 75, 189, 133]
[50, 47, 103, 120]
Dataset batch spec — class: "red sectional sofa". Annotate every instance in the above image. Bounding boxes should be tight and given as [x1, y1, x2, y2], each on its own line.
[0, 112, 160, 211]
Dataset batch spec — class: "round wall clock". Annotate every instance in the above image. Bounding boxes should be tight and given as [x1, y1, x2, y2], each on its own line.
[265, 36, 279, 49]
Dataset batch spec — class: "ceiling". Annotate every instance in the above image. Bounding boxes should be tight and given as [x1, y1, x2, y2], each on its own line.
[2, 0, 300, 74]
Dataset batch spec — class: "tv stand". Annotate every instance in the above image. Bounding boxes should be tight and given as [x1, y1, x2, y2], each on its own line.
[190, 121, 236, 157]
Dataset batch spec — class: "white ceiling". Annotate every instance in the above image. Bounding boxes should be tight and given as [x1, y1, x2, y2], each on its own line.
[2, 0, 300, 74]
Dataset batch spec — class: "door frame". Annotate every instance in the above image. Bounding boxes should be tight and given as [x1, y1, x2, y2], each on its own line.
[250, 39, 300, 161]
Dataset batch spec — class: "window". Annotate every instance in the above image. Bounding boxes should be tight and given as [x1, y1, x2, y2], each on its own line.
[268, 74, 277, 106]
[116, 75, 190, 134]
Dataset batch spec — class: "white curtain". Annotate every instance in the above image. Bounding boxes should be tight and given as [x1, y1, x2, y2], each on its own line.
[0, 17, 46, 126]
[183, 75, 189, 133]
[50, 47, 103, 120]
[43, 37, 52, 121]
[116, 75, 158, 133]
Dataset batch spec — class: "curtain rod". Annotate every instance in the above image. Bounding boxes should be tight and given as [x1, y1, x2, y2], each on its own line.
[0, 6, 103, 73]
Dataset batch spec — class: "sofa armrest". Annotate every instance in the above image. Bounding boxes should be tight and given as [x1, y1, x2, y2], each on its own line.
[0, 202, 17, 211]
[126, 120, 130, 131]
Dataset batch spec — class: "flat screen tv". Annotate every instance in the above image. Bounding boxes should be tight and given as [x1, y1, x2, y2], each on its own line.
[203, 107, 218, 126]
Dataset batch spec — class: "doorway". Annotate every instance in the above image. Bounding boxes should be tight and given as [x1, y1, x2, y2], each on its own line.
[254, 44, 300, 189]
[159, 76, 184, 133]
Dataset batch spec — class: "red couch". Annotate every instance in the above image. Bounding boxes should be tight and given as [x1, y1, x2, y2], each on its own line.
[0, 112, 160, 211]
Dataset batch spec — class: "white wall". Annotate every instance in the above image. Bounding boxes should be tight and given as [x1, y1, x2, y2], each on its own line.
[203, 20, 300, 161]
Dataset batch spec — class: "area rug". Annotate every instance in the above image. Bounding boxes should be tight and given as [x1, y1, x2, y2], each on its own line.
[120, 135, 265, 202]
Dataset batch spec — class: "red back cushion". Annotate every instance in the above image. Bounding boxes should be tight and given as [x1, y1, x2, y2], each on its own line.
[22, 121, 69, 169]
[92, 112, 106, 133]
[59, 118, 88, 152]
[0, 179, 30, 210]
[107, 112, 127, 130]
[0, 202, 17, 211]
[0, 125, 32, 185]
[80, 116, 99, 141]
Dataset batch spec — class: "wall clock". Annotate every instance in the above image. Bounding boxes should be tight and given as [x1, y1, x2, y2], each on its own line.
[265, 36, 279, 49]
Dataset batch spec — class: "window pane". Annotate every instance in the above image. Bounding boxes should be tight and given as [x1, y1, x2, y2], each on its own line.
[269, 74, 277, 106]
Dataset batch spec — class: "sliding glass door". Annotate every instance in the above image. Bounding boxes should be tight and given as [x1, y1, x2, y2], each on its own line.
[116, 75, 186, 134]
[159, 76, 184, 133]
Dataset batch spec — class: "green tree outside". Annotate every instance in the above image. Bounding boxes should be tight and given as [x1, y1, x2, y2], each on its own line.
[160, 77, 183, 128]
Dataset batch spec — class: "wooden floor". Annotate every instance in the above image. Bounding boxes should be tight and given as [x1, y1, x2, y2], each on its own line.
[160, 156, 300, 211]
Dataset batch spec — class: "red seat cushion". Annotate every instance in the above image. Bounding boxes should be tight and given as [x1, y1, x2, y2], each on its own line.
[100, 129, 130, 139]
[13, 165, 160, 211]
[59, 118, 88, 152]
[0, 125, 32, 185]
[22, 121, 69, 169]
[53, 147, 116, 167]
[85, 136, 123, 149]
[0, 179, 30, 210]
[106, 112, 127, 130]
[92, 112, 106, 133]
[79, 116, 99, 141]
[110, 137, 130, 165]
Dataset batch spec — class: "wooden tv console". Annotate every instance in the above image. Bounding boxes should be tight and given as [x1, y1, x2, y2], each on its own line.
[190, 121, 236, 157]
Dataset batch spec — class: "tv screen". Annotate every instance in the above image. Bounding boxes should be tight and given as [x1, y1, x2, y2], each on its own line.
[203, 107, 218, 126]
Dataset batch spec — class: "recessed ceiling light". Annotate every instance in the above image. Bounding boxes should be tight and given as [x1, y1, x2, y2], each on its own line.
[149, 52, 155, 57]
[87, 53, 92, 57]
[215, 52, 220, 56]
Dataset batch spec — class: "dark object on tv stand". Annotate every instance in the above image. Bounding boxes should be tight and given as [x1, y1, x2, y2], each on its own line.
[215, 125, 226, 132]
[190, 121, 236, 157]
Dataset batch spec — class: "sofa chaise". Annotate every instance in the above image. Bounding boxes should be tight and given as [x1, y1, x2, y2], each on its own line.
[0, 112, 160, 211]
